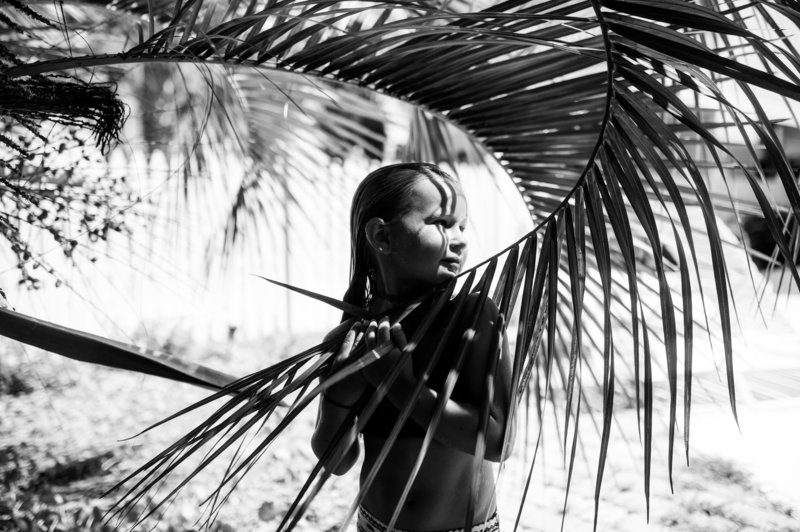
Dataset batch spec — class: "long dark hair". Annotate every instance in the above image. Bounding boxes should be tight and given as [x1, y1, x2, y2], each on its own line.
[343, 162, 458, 311]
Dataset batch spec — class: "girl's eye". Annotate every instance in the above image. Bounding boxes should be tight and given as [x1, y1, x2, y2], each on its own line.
[432, 218, 466, 231]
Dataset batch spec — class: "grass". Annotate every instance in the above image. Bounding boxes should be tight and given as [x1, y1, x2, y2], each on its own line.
[0, 334, 339, 532]
[0, 368, 34, 396]
[657, 456, 798, 532]
[0, 445, 117, 532]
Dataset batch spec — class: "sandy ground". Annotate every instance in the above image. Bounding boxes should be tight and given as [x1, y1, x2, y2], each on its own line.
[1, 329, 799, 532]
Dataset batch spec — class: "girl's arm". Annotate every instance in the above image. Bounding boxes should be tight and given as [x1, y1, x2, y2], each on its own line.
[310, 321, 368, 475]
[363, 298, 515, 462]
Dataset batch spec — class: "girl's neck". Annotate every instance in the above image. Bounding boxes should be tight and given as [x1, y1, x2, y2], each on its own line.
[369, 284, 430, 313]
[370, 268, 432, 312]
[372, 291, 412, 304]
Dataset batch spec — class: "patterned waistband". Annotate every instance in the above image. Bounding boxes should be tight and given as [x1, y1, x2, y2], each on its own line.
[356, 505, 500, 532]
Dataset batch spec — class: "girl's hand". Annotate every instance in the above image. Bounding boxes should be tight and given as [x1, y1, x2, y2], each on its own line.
[324, 321, 366, 407]
[362, 316, 412, 385]
[330, 320, 363, 370]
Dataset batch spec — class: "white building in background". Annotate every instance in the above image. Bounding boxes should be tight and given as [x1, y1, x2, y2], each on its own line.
[0, 152, 532, 349]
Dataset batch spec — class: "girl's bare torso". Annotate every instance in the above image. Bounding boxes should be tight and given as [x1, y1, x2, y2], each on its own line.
[361, 435, 497, 530]
[311, 295, 511, 530]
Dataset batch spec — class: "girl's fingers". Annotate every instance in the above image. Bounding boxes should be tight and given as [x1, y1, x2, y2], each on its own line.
[334, 321, 362, 362]
[364, 319, 378, 350]
[364, 317, 405, 355]
[353, 322, 365, 347]
[390, 323, 407, 350]
[377, 317, 391, 346]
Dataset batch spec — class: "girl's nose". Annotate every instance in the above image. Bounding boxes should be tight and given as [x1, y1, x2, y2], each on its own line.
[448, 227, 467, 251]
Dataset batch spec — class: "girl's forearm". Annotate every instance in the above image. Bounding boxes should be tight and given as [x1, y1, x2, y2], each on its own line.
[384, 379, 509, 461]
[311, 402, 361, 475]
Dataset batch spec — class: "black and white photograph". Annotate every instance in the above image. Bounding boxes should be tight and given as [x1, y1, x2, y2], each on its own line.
[2, 1, 800, 531]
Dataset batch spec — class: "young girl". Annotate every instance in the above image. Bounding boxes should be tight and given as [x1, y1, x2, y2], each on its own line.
[311, 163, 514, 532]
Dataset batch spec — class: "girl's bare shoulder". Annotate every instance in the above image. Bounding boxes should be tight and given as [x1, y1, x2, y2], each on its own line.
[457, 292, 500, 330]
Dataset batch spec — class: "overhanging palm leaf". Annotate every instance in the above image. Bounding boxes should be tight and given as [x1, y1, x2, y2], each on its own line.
[4, 0, 800, 529]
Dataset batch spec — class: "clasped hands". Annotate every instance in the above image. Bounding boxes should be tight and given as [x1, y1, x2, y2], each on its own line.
[324, 317, 412, 406]
[347, 317, 411, 383]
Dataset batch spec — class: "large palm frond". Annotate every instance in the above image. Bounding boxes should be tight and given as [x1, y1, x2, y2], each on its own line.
[3, 0, 800, 529]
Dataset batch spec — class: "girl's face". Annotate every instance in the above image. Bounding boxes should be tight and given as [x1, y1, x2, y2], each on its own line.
[382, 177, 468, 295]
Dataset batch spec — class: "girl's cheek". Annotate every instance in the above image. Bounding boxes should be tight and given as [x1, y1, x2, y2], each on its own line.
[423, 227, 444, 247]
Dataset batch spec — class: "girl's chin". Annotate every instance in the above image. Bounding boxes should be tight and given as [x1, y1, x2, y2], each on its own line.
[437, 267, 461, 280]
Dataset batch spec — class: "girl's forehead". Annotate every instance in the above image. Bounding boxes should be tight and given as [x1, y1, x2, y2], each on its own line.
[408, 178, 466, 214]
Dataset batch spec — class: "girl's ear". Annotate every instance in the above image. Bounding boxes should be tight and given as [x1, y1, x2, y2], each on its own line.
[365, 217, 391, 255]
